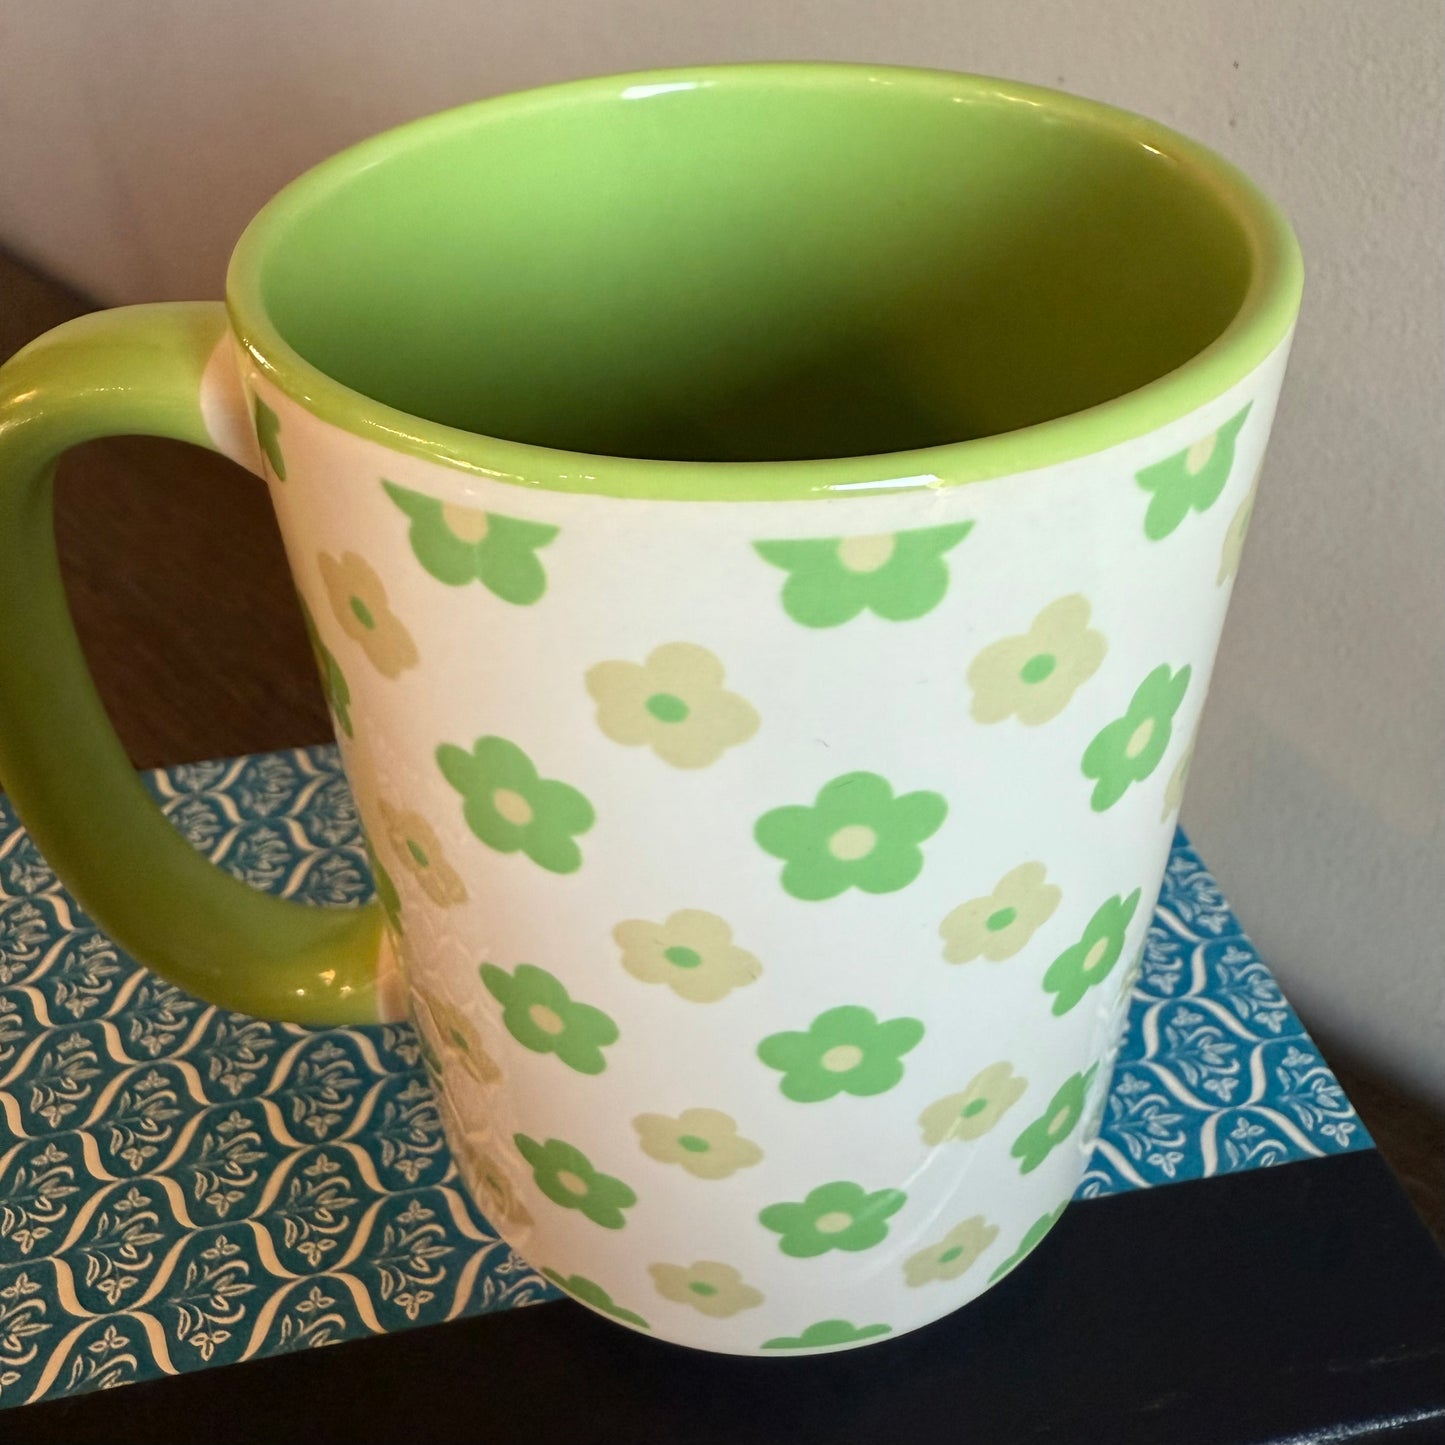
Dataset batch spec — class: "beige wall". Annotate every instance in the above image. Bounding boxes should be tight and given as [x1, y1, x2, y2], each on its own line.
[3, 1, 1442, 1099]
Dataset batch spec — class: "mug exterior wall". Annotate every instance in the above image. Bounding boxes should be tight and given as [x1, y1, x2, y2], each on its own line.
[218, 335, 1290, 1353]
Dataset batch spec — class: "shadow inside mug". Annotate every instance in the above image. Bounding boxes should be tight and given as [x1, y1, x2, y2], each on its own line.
[253, 73, 1251, 463]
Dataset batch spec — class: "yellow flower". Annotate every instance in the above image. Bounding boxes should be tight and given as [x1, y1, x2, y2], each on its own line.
[379, 802, 467, 907]
[613, 910, 761, 1003]
[412, 984, 502, 1087]
[918, 1061, 1029, 1145]
[1162, 730, 1196, 820]
[648, 1261, 763, 1318]
[441, 502, 492, 545]
[967, 595, 1106, 725]
[903, 1216, 999, 1286]
[632, 1108, 763, 1180]
[586, 642, 759, 769]
[1217, 466, 1260, 585]
[437, 1093, 533, 1230]
[940, 863, 1061, 964]
[319, 551, 419, 678]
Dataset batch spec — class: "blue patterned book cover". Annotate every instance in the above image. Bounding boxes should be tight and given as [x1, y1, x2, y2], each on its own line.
[0, 747, 1365, 1408]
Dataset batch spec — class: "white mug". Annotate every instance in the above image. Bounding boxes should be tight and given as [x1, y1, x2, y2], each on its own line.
[0, 64, 1301, 1353]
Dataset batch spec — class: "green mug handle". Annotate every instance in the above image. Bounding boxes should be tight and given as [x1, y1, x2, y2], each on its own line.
[0, 301, 383, 1025]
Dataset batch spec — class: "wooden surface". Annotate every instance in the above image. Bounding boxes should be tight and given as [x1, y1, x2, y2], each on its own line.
[2, 245, 1440, 1248]
[3, 252, 331, 767]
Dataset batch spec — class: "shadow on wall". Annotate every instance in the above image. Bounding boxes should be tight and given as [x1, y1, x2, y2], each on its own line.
[1187, 702, 1445, 1110]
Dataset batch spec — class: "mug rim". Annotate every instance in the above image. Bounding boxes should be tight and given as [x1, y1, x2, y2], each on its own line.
[226, 62, 1303, 501]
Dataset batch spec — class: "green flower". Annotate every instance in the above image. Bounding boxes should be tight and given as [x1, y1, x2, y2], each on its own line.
[759, 1180, 906, 1258]
[939, 862, 1061, 964]
[756, 771, 947, 901]
[514, 1134, 637, 1229]
[988, 1203, 1069, 1282]
[1082, 664, 1191, 812]
[383, 480, 558, 604]
[1135, 403, 1251, 540]
[761, 1319, 892, 1350]
[1043, 891, 1141, 1016]
[758, 1005, 924, 1102]
[437, 736, 594, 874]
[1010, 1066, 1098, 1175]
[754, 522, 973, 628]
[298, 598, 352, 738]
[543, 1270, 649, 1329]
[918, 1061, 1028, 1145]
[903, 1215, 999, 1287]
[255, 396, 286, 480]
[632, 1108, 763, 1180]
[481, 962, 617, 1074]
[967, 595, 1107, 725]
[649, 1261, 763, 1318]
[368, 849, 403, 934]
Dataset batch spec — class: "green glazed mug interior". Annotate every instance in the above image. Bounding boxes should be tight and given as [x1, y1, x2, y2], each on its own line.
[229, 64, 1301, 496]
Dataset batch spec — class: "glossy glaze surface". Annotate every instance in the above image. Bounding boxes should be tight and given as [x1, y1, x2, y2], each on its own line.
[0, 63, 1302, 1352]
[227, 327, 1289, 1350]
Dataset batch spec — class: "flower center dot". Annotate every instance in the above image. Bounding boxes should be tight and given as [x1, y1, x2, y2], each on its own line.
[493, 788, 533, 826]
[814, 1211, 854, 1235]
[406, 838, 429, 867]
[1020, 653, 1056, 684]
[688, 1281, 718, 1297]
[528, 1004, 566, 1036]
[1082, 937, 1112, 973]
[1048, 1106, 1075, 1137]
[1124, 718, 1155, 760]
[827, 824, 877, 862]
[663, 945, 703, 969]
[442, 503, 491, 543]
[644, 692, 691, 724]
[937, 1245, 965, 1264]
[676, 1134, 710, 1153]
[820, 1044, 864, 1073]
[555, 1169, 588, 1197]
[985, 906, 1017, 933]
[960, 1097, 989, 1118]
[836, 534, 896, 573]
[348, 596, 377, 630]
[1185, 432, 1218, 475]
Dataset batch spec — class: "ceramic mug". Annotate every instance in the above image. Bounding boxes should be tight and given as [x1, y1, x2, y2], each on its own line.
[0, 64, 1301, 1355]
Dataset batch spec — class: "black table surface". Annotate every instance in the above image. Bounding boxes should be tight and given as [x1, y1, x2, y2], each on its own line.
[9, 1151, 1445, 1444]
